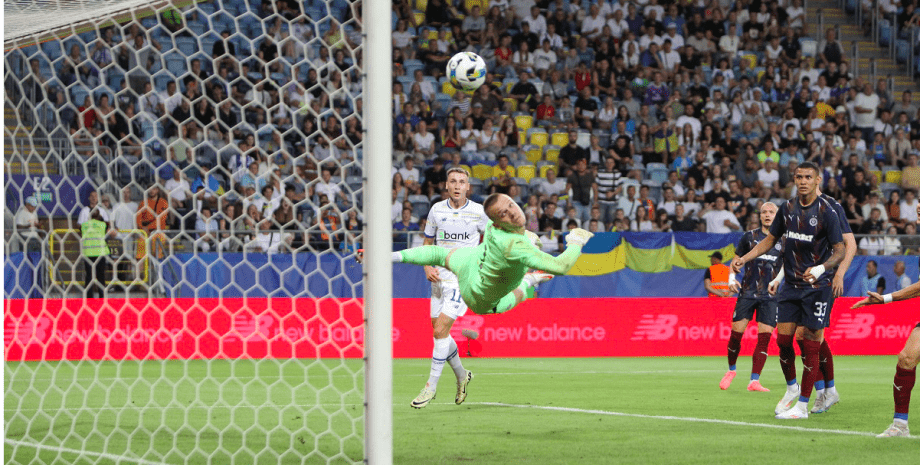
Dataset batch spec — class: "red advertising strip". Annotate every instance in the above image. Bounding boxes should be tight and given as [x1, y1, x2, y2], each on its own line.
[4, 298, 918, 361]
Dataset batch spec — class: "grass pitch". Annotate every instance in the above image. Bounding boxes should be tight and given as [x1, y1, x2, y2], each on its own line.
[4, 357, 917, 464]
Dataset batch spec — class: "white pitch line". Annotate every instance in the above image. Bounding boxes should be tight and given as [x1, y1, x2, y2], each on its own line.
[477, 402, 919, 439]
[4, 438, 172, 464]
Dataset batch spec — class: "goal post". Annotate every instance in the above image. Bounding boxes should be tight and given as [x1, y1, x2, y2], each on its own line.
[362, 0, 394, 461]
[4, 0, 393, 462]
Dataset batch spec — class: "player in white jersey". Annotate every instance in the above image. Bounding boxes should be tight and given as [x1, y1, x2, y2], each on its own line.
[413, 167, 489, 408]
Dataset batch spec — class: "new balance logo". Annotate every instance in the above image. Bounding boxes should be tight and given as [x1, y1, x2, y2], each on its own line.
[835, 313, 875, 339]
[631, 314, 678, 341]
[4, 316, 51, 345]
[785, 231, 814, 242]
[230, 314, 274, 341]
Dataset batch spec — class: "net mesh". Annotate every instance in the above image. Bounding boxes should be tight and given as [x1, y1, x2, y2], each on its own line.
[4, 0, 366, 462]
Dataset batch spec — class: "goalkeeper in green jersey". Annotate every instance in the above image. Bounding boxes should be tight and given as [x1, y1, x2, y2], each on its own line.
[361, 193, 593, 315]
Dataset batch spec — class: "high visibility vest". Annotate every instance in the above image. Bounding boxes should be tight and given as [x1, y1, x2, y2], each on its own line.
[81, 219, 110, 257]
[708, 263, 730, 297]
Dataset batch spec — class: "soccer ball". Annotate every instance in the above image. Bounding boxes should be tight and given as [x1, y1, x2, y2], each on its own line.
[446, 52, 487, 92]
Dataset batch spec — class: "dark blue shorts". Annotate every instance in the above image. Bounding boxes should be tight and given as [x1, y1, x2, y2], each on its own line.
[777, 286, 835, 330]
[733, 298, 778, 326]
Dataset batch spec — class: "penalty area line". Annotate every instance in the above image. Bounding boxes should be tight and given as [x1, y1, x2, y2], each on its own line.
[4, 439, 171, 465]
[476, 403, 919, 439]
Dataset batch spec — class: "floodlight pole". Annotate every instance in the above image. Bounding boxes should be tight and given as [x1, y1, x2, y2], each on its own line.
[363, 0, 393, 463]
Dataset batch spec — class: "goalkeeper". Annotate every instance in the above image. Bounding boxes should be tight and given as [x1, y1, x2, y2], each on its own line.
[362, 193, 593, 315]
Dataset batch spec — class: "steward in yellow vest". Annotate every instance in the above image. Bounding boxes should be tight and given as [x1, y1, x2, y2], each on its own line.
[81, 210, 112, 299]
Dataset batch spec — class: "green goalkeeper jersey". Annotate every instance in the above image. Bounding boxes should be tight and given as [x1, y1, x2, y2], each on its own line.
[449, 221, 584, 312]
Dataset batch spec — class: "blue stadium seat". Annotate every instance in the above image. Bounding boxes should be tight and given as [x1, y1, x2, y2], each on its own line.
[879, 20, 892, 48]
[165, 54, 187, 77]
[896, 39, 910, 64]
[176, 37, 197, 57]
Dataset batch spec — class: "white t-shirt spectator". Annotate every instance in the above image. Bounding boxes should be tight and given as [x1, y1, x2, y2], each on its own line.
[897, 273, 913, 290]
[858, 236, 884, 255]
[757, 167, 780, 186]
[533, 48, 557, 72]
[111, 200, 138, 232]
[854, 92, 881, 128]
[581, 14, 606, 39]
[164, 178, 190, 204]
[15, 207, 40, 239]
[77, 206, 110, 225]
[392, 30, 415, 48]
[316, 179, 343, 201]
[900, 198, 919, 222]
[253, 231, 290, 254]
[535, 177, 567, 197]
[412, 131, 435, 154]
[398, 166, 421, 185]
[702, 209, 741, 233]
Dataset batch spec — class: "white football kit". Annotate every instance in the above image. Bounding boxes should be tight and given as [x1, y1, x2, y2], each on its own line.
[424, 199, 489, 319]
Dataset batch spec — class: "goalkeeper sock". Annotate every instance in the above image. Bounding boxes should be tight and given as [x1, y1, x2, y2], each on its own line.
[446, 337, 466, 379]
[398, 246, 449, 267]
[427, 337, 451, 390]
[491, 281, 531, 314]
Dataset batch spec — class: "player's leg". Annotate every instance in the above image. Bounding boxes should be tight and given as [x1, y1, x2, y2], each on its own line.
[412, 285, 448, 409]
[878, 324, 919, 437]
[794, 326, 827, 412]
[774, 294, 802, 414]
[777, 288, 830, 420]
[748, 300, 776, 392]
[478, 271, 552, 315]
[438, 282, 474, 404]
[816, 296, 839, 413]
[392, 245, 452, 267]
[722, 299, 754, 390]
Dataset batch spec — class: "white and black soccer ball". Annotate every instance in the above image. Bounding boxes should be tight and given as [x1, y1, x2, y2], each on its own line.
[446, 52, 487, 92]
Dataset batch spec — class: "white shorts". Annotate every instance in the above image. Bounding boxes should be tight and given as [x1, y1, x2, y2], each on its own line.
[430, 277, 468, 320]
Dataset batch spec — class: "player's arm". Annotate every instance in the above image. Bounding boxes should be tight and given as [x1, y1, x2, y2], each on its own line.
[805, 207, 847, 284]
[513, 229, 591, 275]
[768, 265, 784, 295]
[731, 232, 778, 272]
[831, 232, 856, 297]
[852, 280, 920, 308]
[728, 232, 750, 293]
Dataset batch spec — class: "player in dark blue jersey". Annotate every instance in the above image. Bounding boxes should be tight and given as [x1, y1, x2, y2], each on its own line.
[732, 161, 846, 420]
[719, 202, 782, 392]
[770, 190, 857, 413]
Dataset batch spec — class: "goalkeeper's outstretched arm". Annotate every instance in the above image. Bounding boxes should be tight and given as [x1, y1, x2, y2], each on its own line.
[852, 280, 920, 308]
[515, 229, 592, 275]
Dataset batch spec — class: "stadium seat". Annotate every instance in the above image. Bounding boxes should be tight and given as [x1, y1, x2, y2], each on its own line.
[465, 0, 482, 13]
[885, 170, 903, 185]
[544, 148, 560, 164]
[539, 164, 558, 178]
[471, 164, 492, 181]
[468, 177, 485, 196]
[529, 130, 549, 149]
[524, 146, 542, 164]
[503, 98, 518, 111]
[869, 170, 882, 184]
[646, 164, 669, 184]
[413, 11, 426, 27]
[514, 115, 534, 133]
[550, 131, 569, 147]
[879, 19, 891, 48]
[517, 165, 536, 182]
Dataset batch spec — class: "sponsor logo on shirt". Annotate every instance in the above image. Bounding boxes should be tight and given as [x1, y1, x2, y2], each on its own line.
[785, 231, 814, 242]
[439, 231, 473, 241]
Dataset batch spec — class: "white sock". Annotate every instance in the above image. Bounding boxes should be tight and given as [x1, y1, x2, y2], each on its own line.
[815, 388, 825, 396]
[427, 337, 450, 390]
[446, 337, 466, 379]
[795, 400, 808, 411]
[788, 383, 799, 393]
[392, 252, 403, 262]
[826, 385, 837, 396]
[893, 418, 908, 426]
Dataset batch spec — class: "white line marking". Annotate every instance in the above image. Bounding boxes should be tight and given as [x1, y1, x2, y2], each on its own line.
[477, 403, 920, 440]
[4, 439, 172, 464]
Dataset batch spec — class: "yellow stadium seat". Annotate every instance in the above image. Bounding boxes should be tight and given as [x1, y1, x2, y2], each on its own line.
[885, 170, 903, 185]
[417, 0, 428, 12]
[514, 115, 533, 132]
[551, 132, 569, 147]
[540, 164, 558, 177]
[517, 165, 536, 182]
[503, 98, 518, 112]
[472, 164, 493, 181]
[869, 170, 882, 184]
[518, 130, 527, 147]
[544, 149, 560, 164]
[525, 149, 542, 164]
[427, 30, 438, 41]
[414, 10, 426, 25]
[465, 0, 482, 13]
[530, 131, 549, 148]
[442, 80, 457, 96]
[741, 53, 757, 69]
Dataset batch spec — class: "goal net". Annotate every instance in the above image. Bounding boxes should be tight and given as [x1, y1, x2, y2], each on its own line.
[4, 0, 376, 462]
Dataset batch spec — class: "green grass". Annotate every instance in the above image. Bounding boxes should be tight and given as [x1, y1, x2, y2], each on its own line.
[4, 357, 918, 464]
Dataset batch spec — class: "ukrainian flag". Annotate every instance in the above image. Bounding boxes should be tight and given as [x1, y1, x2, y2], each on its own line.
[567, 232, 742, 276]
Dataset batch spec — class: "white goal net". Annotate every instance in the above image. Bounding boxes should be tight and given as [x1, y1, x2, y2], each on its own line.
[4, 0, 374, 462]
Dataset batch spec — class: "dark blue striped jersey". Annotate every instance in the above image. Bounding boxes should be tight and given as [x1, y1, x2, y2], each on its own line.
[820, 193, 853, 235]
[769, 195, 844, 289]
[736, 228, 783, 299]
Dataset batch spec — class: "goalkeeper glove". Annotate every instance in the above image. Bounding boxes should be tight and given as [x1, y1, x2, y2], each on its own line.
[565, 228, 594, 247]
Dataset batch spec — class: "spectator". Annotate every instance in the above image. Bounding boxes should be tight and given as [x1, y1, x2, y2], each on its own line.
[671, 204, 698, 231]
[392, 207, 419, 252]
[859, 260, 886, 296]
[882, 226, 902, 255]
[78, 189, 110, 225]
[14, 196, 42, 252]
[894, 260, 912, 290]
[900, 189, 919, 224]
[698, 197, 741, 233]
[704, 252, 732, 298]
[859, 226, 884, 255]
[164, 168, 190, 210]
[566, 158, 595, 223]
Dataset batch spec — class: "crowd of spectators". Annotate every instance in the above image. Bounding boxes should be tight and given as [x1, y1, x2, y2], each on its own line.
[389, 0, 920, 255]
[10, 0, 920, 259]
